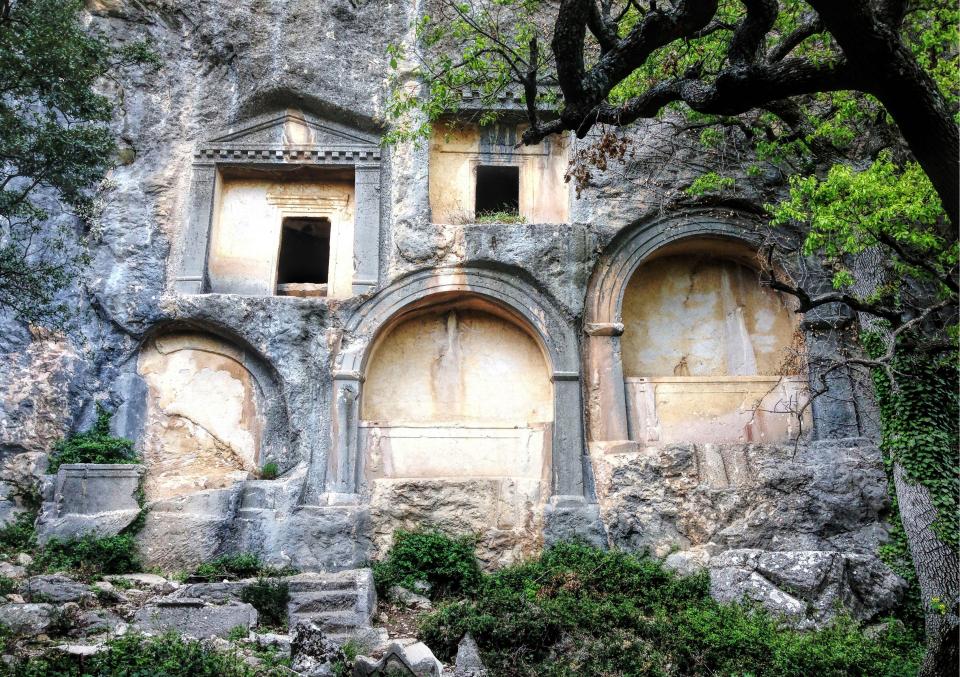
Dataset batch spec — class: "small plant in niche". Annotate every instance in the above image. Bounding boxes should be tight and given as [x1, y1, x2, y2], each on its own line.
[259, 462, 279, 480]
[474, 210, 526, 224]
[48, 404, 140, 473]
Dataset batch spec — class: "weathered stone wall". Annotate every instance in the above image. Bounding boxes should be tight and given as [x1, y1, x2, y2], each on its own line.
[0, 0, 901, 624]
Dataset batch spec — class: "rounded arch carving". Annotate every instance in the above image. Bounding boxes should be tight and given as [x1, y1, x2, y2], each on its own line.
[327, 266, 586, 501]
[583, 210, 806, 447]
[133, 320, 291, 500]
[337, 266, 579, 377]
[586, 210, 769, 327]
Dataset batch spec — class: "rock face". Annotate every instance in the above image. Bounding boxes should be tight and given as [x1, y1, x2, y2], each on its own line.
[0, 0, 899, 629]
[709, 549, 906, 628]
[132, 598, 258, 639]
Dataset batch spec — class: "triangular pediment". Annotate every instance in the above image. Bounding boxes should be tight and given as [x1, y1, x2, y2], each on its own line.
[209, 111, 378, 146]
[197, 109, 380, 163]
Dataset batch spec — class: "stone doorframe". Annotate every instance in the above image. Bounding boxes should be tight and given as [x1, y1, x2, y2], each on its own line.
[323, 265, 589, 506]
[174, 110, 382, 296]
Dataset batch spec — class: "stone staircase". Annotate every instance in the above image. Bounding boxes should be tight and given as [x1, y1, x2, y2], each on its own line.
[285, 569, 377, 643]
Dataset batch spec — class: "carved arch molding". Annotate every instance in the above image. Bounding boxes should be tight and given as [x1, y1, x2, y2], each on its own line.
[324, 266, 589, 504]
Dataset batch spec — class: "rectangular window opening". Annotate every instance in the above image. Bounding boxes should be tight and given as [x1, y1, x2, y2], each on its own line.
[276, 216, 330, 296]
[475, 165, 519, 218]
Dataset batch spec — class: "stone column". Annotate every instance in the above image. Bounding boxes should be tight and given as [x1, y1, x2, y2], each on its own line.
[175, 163, 217, 294]
[551, 371, 585, 497]
[583, 324, 632, 445]
[327, 370, 363, 501]
[801, 305, 862, 439]
[352, 163, 381, 295]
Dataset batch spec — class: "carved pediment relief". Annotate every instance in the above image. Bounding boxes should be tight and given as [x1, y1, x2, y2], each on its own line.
[197, 109, 381, 164]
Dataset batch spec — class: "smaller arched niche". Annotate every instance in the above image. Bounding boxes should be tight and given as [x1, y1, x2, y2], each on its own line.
[137, 332, 267, 501]
[359, 296, 554, 563]
[620, 240, 807, 444]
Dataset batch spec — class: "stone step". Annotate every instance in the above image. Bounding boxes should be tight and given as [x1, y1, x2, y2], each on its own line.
[287, 589, 359, 614]
[288, 610, 368, 633]
[284, 568, 376, 645]
[284, 571, 362, 594]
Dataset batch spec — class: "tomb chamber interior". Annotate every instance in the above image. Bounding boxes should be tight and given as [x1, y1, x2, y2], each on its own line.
[620, 243, 809, 444]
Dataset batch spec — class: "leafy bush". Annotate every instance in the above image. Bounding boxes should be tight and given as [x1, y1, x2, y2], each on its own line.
[193, 553, 262, 579]
[0, 576, 15, 596]
[31, 533, 141, 579]
[0, 511, 37, 559]
[260, 462, 279, 480]
[2, 632, 288, 677]
[48, 405, 139, 473]
[192, 553, 295, 580]
[417, 541, 924, 676]
[241, 577, 289, 629]
[372, 530, 482, 600]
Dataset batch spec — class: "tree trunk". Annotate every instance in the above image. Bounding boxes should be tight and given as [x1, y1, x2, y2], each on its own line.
[893, 463, 960, 676]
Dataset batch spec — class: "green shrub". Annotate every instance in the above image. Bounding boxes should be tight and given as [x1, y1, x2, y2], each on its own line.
[0, 511, 37, 558]
[192, 553, 296, 580]
[260, 462, 279, 480]
[0, 576, 15, 596]
[372, 530, 482, 600]
[48, 404, 139, 473]
[31, 533, 141, 579]
[417, 541, 924, 676]
[240, 577, 289, 629]
[2, 631, 288, 677]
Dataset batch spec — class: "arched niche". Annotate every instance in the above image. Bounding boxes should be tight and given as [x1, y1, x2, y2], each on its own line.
[584, 212, 809, 448]
[327, 266, 587, 506]
[361, 296, 554, 478]
[136, 329, 288, 501]
[620, 239, 806, 444]
[358, 296, 556, 563]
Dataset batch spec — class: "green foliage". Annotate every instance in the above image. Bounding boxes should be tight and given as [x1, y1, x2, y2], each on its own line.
[2, 632, 286, 677]
[30, 533, 142, 580]
[418, 541, 923, 676]
[0, 510, 38, 559]
[192, 553, 296, 580]
[474, 210, 527, 224]
[0, 0, 157, 327]
[48, 405, 139, 473]
[770, 155, 954, 292]
[372, 530, 482, 600]
[240, 578, 290, 629]
[193, 553, 262, 579]
[685, 172, 736, 197]
[864, 333, 959, 553]
[259, 462, 279, 480]
[0, 576, 16, 596]
[227, 625, 249, 642]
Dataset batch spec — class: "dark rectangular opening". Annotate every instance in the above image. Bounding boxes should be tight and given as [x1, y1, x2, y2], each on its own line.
[475, 165, 519, 215]
[276, 217, 330, 286]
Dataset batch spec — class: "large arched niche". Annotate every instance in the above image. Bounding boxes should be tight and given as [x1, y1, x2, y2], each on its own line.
[327, 267, 590, 565]
[361, 295, 554, 478]
[620, 239, 807, 444]
[136, 326, 288, 501]
[584, 212, 809, 448]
